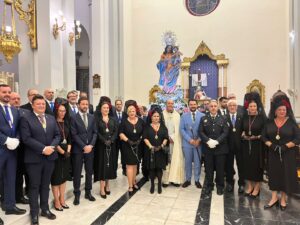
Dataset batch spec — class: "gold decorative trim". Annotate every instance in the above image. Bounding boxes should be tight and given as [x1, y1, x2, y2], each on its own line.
[246, 79, 266, 106]
[14, 0, 37, 49]
[149, 85, 162, 103]
[182, 41, 229, 69]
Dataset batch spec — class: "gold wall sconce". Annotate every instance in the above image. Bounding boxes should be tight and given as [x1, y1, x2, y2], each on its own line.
[0, 0, 22, 63]
[69, 20, 81, 46]
[52, 11, 66, 39]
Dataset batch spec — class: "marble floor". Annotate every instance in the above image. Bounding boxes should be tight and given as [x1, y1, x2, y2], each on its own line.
[1, 165, 300, 225]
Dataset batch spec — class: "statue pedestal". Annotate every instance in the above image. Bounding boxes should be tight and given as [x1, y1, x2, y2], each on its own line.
[155, 85, 186, 111]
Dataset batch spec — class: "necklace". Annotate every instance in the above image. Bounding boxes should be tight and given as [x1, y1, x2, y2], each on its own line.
[128, 117, 138, 133]
[274, 117, 288, 140]
[103, 117, 109, 133]
[248, 115, 257, 136]
[57, 121, 67, 144]
[151, 123, 160, 139]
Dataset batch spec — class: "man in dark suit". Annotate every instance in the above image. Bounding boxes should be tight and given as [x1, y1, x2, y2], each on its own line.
[225, 99, 245, 193]
[218, 96, 228, 116]
[10, 92, 30, 204]
[66, 90, 79, 118]
[20, 89, 38, 112]
[79, 91, 93, 114]
[199, 100, 229, 195]
[70, 97, 97, 205]
[20, 94, 61, 225]
[0, 85, 26, 221]
[43, 88, 55, 116]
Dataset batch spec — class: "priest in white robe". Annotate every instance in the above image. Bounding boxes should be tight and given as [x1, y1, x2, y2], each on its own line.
[162, 99, 185, 186]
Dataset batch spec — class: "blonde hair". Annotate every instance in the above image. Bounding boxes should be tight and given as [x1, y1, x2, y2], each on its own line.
[127, 105, 136, 114]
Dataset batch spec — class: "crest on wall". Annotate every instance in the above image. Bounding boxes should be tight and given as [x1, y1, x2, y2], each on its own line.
[185, 0, 221, 16]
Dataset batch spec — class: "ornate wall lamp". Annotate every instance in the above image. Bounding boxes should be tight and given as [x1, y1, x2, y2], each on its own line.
[0, 0, 22, 63]
[52, 11, 66, 39]
[69, 20, 81, 46]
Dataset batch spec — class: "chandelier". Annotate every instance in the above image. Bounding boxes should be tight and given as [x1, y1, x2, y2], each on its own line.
[0, 0, 22, 63]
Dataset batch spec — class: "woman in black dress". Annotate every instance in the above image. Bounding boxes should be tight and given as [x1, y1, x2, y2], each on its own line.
[262, 94, 300, 210]
[51, 104, 71, 211]
[94, 101, 118, 199]
[241, 98, 265, 198]
[119, 104, 144, 194]
[143, 108, 169, 194]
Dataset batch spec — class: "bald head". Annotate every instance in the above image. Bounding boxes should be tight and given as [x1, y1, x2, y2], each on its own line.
[166, 99, 174, 112]
[27, 89, 38, 102]
[44, 88, 54, 101]
[10, 92, 21, 108]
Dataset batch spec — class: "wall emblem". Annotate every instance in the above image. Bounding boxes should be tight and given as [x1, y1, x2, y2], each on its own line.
[185, 0, 220, 16]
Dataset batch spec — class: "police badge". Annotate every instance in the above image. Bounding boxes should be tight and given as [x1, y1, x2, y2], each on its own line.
[185, 0, 221, 16]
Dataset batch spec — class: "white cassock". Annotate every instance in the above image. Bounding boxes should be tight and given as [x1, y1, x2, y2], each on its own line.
[162, 110, 185, 184]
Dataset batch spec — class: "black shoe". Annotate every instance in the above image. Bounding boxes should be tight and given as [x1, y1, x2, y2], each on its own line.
[250, 191, 260, 198]
[85, 193, 96, 201]
[73, 196, 80, 205]
[162, 183, 168, 188]
[182, 181, 191, 188]
[128, 187, 134, 196]
[1, 204, 5, 212]
[226, 184, 233, 193]
[264, 200, 279, 210]
[0, 217, 3, 225]
[217, 188, 224, 195]
[105, 190, 111, 195]
[61, 204, 69, 209]
[238, 186, 244, 194]
[54, 206, 63, 211]
[150, 185, 155, 194]
[195, 181, 202, 189]
[280, 204, 287, 211]
[41, 210, 56, 220]
[122, 170, 127, 176]
[171, 182, 180, 187]
[100, 191, 107, 199]
[16, 196, 29, 204]
[158, 184, 162, 194]
[133, 185, 140, 191]
[31, 215, 39, 225]
[244, 189, 253, 197]
[5, 206, 26, 215]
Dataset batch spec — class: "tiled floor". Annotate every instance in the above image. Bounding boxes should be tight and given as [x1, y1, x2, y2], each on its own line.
[1, 165, 300, 225]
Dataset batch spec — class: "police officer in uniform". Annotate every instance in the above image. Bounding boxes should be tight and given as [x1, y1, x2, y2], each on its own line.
[199, 100, 229, 195]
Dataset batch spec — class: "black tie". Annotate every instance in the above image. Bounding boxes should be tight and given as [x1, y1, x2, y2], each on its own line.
[192, 112, 195, 122]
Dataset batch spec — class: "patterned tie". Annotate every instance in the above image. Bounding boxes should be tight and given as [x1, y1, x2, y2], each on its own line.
[50, 102, 54, 111]
[38, 114, 46, 131]
[72, 105, 76, 114]
[83, 113, 88, 128]
[192, 112, 195, 122]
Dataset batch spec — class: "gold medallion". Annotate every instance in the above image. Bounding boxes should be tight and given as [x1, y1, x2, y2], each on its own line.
[276, 134, 280, 140]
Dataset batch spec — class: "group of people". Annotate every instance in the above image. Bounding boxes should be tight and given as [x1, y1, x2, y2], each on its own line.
[0, 84, 299, 225]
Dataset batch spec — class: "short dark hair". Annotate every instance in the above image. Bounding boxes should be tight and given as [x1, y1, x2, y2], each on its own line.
[67, 90, 78, 98]
[142, 106, 147, 112]
[32, 94, 45, 104]
[188, 99, 197, 105]
[78, 97, 89, 105]
[0, 84, 10, 88]
[219, 96, 228, 102]
[115, 99, 122, 105]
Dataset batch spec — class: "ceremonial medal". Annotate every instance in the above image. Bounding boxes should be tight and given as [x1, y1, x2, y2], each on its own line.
[62, 139, 67, 144]
[276, 134, 280, 140]
[155, 135, 158, 139]
[233, 128, 236, 132]
[133, 128, 136, 133]
[106, 128, 109, 133]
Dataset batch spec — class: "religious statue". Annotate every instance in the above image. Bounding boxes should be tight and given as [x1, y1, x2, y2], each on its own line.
[157, 31, 182, 94]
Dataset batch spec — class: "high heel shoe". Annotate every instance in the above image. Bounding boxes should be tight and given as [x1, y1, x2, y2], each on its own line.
[280, 204, 287, 211]
[100, 191, 107, 199]
[250, 190, 260, 198]
[61, 204, 69, 209]
[244, 189, 254, 197]
[54, 206, 63, 211]
[133, 184, 140, 191]
[264, 200, 279, 209]
[128, 187, 133, 195]
[105, 189, 111, 195]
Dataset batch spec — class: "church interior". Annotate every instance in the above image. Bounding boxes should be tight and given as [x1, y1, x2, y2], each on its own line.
[0, 0, 300, 225]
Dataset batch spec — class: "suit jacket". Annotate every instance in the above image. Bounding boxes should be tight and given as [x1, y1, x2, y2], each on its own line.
[20, 102, 33, 112]
[70, 112, 97, 154]
[226, 112, 243, 150]
[199, 113, 229, 155]
[19, 108, 30, 117]
[89, 104, 94, 115]
[113, 110, 126, 124]
[20, 112, 61, 163]
[45, 101, 55, 116]
[0, 106, 20, 154]
[218, 108, 228, 116]
[180, 111, 204, 148]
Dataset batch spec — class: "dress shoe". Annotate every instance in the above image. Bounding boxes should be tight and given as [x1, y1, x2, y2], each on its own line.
[238, 186, 244, 194]
[54, 206, 63, 211]
[195, 181, 202, 189]
[182, 181, 191, 188]
[41, 210, 56, 220]
[226, 184, 233, 192]
[150, 185, 155, 194]
[73, 196, 80, 205]
[85, 193, 96, 201]
[280, 204, 287, 211]
[217, 188, 224, 195]
[31, 215, 39, 225]
[171, 182, 180, 187]
[158, 184, 162, 194]
[264, 200, 279, 209]
[5, 206, 26, 215]
[162, 183, 169, 188]
[61, 204, 69, 209]
[16, 196, 29, 204]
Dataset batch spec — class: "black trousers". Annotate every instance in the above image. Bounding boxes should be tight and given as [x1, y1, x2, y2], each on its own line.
[225, 145, 245, 186]
[205, 153, 226, 189]
[72, 152, 93, 196]
[26, 159, 55, 217]
[15, 152, 29, 199]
